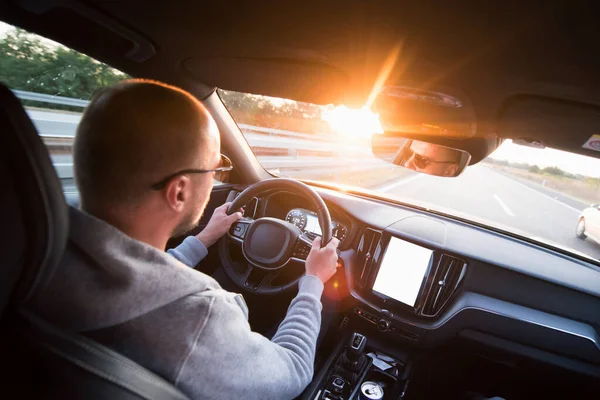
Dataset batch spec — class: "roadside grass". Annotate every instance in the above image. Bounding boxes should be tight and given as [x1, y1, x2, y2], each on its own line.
[487, 165, 600, 206]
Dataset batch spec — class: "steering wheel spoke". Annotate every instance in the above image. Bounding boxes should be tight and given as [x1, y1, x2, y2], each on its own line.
[244, 268, 281, 292]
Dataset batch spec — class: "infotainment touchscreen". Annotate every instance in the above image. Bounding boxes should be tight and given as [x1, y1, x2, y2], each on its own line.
[372, 237, 433, 307]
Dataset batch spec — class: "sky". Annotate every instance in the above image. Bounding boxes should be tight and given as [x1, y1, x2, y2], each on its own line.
[0, 21, 61, 48]
[0, 21, 10, 37]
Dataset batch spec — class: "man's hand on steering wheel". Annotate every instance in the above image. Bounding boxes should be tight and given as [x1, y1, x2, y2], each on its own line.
[306, 237, 340, 284]
[197, 202, 243, 247]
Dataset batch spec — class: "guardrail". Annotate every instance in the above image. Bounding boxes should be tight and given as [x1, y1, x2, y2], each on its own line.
[16, 90, 390, 185]
[12, 89, 90, 108]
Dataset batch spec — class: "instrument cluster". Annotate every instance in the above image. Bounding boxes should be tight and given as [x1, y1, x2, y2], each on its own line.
[285, 208, 348, 242]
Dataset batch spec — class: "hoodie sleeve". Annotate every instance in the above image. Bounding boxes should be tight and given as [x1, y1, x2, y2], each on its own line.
[167, 236, 208, 267]
[174, 275, 324, 400]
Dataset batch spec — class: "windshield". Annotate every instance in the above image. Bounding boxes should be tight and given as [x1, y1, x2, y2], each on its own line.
[219, 89, 600, 262]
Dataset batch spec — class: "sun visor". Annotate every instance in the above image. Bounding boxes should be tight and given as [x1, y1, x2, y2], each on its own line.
[499, 96, 600, 159]
[183, 57, 349, 105]
[373, 85, 478, 139]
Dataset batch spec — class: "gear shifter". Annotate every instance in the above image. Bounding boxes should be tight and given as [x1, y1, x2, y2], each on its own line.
[347, 333, 366, 363]
[340, 332, 367, 373]
[323, 333, 370, 399]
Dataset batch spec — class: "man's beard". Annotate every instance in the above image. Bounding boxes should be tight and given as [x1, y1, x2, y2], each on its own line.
[172, 208, 202, 237]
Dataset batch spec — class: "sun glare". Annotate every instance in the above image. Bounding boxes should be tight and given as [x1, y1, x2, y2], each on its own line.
[323, 106, 383, 137]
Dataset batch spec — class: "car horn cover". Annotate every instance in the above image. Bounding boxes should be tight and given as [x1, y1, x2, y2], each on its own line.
[242, 217, 302, 269]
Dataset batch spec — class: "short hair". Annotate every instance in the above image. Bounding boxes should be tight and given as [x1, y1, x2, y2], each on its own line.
[74, 79, 214, 208]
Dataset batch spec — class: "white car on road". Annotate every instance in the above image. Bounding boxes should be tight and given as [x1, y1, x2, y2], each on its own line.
[576, 204, 600, 245]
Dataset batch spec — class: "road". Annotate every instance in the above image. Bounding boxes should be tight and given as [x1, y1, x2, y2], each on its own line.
[380, 165, 600, 260]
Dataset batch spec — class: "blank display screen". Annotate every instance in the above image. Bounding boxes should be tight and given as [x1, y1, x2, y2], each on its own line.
[372, 237, 433, 307]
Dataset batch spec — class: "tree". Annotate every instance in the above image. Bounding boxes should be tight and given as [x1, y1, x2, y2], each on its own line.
[219, 88, 334, 134]
[0, 28, 128, 110]
[542, 166, 566, 176]
[528, 164, 540, 173]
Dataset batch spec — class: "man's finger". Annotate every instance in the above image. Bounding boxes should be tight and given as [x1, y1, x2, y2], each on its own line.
[326, 237, 340, 249]
[310, 237, 321, 251]
[228, 211, 243, 221]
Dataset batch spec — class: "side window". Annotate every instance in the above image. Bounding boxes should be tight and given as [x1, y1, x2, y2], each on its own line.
[0, 22, 128, 192]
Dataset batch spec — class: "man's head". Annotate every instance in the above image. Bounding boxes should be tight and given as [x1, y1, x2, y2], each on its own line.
[404, 140, 460, 177]
[74, 79, 220, 242]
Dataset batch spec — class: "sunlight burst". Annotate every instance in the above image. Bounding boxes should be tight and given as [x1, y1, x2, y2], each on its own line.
[323, 106, 383, 137]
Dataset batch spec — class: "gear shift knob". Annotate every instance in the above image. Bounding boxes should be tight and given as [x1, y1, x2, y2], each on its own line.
[347, 333, 366, 363]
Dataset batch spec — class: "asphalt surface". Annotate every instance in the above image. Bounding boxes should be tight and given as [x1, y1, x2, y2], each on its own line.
[380, 165, 600, 261]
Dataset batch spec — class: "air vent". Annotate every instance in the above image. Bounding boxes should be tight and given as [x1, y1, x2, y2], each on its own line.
[421, 254, 467, 316]
[356, 228, 382, 288]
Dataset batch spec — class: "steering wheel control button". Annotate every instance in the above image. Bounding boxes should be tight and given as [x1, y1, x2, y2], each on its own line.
[232, 223, 247, 238]
[292, 239, 311, 259]
[377, 319, 390, 332]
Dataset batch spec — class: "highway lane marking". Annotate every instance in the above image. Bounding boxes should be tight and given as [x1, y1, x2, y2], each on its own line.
[499, 174, 582, 214]
[379, 174, 422, 192]
[493, 194, 515, 217]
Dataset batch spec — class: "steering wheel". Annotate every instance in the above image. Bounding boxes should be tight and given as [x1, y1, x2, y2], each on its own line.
[221, 178, 332, 295]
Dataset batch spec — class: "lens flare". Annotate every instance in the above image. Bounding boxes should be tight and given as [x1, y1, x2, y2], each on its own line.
[323, 105, 383, 137]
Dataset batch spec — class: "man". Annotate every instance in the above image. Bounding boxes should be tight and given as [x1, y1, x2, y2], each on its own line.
[395, 139, 461, 177]
[26, 80, 340, 399]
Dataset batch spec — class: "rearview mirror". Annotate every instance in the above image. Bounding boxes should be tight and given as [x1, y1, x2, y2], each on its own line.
[372, 135, 471, 177]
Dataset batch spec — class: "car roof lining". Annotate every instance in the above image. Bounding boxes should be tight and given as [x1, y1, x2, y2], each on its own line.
[3, 0, 600, 160]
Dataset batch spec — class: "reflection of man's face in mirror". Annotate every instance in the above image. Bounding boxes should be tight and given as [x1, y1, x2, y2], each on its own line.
[403, 141, 460, 177]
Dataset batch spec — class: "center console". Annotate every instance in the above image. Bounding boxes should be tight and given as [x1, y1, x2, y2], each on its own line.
[307, 332, 411, 400]
[303, 232, 468, 400]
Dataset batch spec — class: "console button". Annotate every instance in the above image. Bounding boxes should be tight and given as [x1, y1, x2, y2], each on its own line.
[331, 377, 345, 393]
[377, 319, 390, 331]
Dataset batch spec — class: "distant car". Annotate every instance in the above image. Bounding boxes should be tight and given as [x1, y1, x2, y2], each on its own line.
[576, 204, 600, 244]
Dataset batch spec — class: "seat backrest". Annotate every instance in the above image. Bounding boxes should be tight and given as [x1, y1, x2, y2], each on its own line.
[10, 310, 190, 400]
[0, 84, 68, 314]
[0, 85, 189, 399]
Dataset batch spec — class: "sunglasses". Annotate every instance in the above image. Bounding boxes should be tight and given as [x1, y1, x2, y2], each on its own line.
[410, 150, 457, 169]
[150, 154, 233, 190]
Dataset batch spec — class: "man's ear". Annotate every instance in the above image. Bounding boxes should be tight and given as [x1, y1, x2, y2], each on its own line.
[164, 175, 191, 212]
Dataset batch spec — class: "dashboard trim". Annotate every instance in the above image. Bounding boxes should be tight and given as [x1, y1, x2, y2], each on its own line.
[433, 292, 600, 353]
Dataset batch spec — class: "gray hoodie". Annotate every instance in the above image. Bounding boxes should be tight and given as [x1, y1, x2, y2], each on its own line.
[26, 207, 325, 400]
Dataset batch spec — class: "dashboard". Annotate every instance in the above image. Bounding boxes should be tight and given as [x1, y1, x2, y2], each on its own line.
[232, 185, 600, 380]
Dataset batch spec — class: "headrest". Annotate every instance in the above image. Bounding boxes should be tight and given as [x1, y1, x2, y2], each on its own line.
[0, 85, 68, 314]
